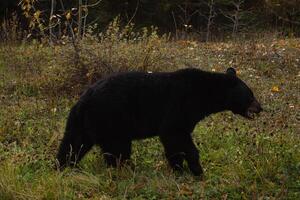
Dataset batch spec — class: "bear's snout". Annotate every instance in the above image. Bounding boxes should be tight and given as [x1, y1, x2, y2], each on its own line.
[244, 99, 262, 119]
[249, 99, 263, 113]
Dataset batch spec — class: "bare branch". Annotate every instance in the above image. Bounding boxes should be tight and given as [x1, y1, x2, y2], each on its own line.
[78, 0, 83, 39]
[172, 11, 178, 39]
[49, 0, 57, 44]
[83, 0, 102, 8]
[265, 1, 300, 25]
[83, 0, 88, 36]
[58, 0, 82, 66]
[126, 0, 140, 26]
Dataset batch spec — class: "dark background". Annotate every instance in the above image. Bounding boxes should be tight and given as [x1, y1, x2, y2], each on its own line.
[1, 0, 300, 40]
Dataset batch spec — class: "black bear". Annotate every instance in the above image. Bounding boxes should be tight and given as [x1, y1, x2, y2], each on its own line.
[56, 68, 262, 176]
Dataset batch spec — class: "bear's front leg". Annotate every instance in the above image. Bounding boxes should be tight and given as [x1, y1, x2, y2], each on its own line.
[100, 139, 132, 167]
[182, 136, 203, 176]
[159, 135, 184, 172]
[160, 134, 203, 176]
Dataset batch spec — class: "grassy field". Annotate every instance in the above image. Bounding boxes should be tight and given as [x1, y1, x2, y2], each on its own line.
[0, 35, 299, 199]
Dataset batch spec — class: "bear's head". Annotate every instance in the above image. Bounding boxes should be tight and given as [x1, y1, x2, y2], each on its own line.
[226, 68, 263, 119]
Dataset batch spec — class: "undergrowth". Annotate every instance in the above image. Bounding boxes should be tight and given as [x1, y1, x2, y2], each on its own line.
[0, 22, 299, 199]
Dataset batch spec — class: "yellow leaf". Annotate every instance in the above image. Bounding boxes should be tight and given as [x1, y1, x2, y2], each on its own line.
[34, 10, 41, 19]
[179, 184, 193, 196]
[271, 86, 280, 92]
[66, 12, 71, 20]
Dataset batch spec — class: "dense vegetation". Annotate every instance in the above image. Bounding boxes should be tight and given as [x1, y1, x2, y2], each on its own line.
[1, 0, 300, 42]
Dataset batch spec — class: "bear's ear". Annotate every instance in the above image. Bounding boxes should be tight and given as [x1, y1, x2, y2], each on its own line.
[226, 67, 236, 76]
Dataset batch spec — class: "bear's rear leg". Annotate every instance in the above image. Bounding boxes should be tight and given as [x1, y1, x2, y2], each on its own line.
[100, 139, 132, 167]
[56, 132, 93, 169]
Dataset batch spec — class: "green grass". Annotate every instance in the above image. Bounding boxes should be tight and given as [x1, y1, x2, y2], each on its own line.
[0, 37, 299, 199]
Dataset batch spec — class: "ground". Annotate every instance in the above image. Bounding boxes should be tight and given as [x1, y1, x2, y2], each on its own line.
[0, 37, 299, 199]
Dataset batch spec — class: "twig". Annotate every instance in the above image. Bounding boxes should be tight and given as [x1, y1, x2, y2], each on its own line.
[265, 2, 300, 25]
[172, 11, 178, 40]
[83, 0, 88, 36]
[126, 0, 140, 26]
[59, 0, 82, 67]
[78, 0, 83, 39]
[49, 0, 57, 44]
[83, 0, 102, 8]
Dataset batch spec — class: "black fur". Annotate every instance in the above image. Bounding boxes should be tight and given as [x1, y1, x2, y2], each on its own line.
[56, 68, 262, 176]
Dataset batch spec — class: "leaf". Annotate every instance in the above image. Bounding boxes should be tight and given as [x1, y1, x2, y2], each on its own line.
[178, 184, 193, 196]
[34, 10, 41, 20]
[66, 12, 71, 20]
[271, 86, 280, 92]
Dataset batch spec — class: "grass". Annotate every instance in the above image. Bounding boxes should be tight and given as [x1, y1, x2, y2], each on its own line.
[0, 34, 299, 199]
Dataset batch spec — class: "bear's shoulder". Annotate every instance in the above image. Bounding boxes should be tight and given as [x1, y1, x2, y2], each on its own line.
[175, 68, 203, 74]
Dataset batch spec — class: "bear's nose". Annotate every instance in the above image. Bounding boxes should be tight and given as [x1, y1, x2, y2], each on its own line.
[249, 99, 262, 113]
[258, 105, 263, 112]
